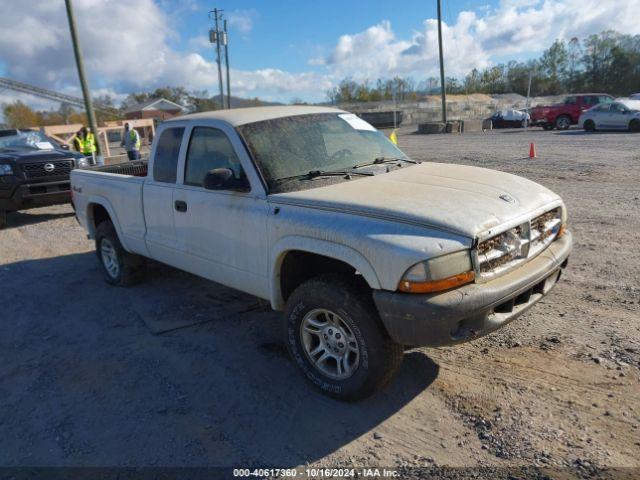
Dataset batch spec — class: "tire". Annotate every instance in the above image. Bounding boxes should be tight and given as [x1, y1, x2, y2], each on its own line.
[95, 221, 145, 286]
[584, 120, 596, 132]
[542, 123, 554, 131]
[284, 274, 403, 401]
[629, 119, 640, 132]
[0, 209, 6, 229]
[555, 115, 571, 130]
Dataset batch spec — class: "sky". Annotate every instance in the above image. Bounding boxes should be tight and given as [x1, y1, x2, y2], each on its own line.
[1, 0, 640, 112]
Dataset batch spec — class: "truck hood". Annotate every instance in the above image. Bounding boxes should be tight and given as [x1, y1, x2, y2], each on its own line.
[0, 148, 79, 163]
[270, 163, 561, 238]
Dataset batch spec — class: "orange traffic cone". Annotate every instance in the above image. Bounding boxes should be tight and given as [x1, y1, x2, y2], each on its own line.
[529, 142, 537, 159]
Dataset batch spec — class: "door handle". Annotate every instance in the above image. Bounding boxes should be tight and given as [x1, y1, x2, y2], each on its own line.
[174, 200, 188, 212]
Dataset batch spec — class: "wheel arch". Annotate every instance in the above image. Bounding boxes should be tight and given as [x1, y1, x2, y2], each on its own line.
[270, 236, 381, 311]
[85, 197, 129, 250]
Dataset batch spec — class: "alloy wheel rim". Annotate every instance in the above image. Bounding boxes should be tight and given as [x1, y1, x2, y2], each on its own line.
[100, 239, 120, 279]
[300, 308, 360, 380]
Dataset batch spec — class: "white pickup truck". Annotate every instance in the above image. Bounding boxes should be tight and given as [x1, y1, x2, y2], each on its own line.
[72, 106, 572, 400]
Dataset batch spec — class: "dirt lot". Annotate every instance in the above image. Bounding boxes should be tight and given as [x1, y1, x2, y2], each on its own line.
[1, 127, 639, 478]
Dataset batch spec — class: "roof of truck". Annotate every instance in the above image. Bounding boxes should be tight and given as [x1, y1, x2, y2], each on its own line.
[166, 105, 346, 127]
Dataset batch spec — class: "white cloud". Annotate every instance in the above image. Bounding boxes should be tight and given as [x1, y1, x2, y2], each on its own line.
[0, 0, 327, 105]
[226, 9, 257, 35]
[318, 0, 640, 81]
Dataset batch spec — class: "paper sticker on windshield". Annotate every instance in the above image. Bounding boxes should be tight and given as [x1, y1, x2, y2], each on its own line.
[35, 141, 54, 150]
[339, 114, 376, 132]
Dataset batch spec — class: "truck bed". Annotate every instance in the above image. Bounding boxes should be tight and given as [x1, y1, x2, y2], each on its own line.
[71, 163, 148, 256]
[84, 160, 148, 176]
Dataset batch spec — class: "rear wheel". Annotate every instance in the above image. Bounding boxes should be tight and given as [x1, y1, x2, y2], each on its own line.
[584, 120, 596, 132]
[95, 221, 145, 286]
[629, 119, 640, 132]
[555, 115, 571, 130]
[284, 275, 403, 401]
[0, 209, 6, 229]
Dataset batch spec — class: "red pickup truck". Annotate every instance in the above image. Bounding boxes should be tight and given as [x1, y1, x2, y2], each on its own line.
[530, 94, 614, 130]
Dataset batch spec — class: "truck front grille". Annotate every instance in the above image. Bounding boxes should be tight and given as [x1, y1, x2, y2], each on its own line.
[22, 160, 74, 179]
[476, 208, 562, 279]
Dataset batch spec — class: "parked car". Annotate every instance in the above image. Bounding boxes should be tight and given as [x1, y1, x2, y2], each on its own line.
[486, 109, 530, 129]
[579, 99, 640, 132]
[0, 129, 85, 228]
[530, 94, 614, 130]
[630, 93, 640, 100]
[71, 106, 572, 400]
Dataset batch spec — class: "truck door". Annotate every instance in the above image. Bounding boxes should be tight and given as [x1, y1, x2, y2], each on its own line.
[142, 126, 186, 263]
[172, 124, 270, 299]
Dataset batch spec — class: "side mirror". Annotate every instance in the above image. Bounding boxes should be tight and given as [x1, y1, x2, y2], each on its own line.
[203, 168, 249, 191]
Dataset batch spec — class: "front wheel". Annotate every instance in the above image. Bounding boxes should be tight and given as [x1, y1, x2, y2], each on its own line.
[629, 119, 640, 132]
[95, 221, 145, 286]
[555, 115, 571, 130]
[284, 275, 403, 401]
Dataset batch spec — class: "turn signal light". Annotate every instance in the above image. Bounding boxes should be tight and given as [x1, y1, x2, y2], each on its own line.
[398, 271, 475, 294]
[557, 225, 568, 238]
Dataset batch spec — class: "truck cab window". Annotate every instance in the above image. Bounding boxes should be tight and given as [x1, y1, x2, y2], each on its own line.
[184, 127, 245, 187]
[153, 127, 185, 183]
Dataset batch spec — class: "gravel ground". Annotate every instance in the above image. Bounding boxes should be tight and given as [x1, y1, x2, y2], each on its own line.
[0, 127, 639, 478]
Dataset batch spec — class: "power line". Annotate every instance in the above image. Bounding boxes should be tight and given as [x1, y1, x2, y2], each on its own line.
[0, 76, 118, 116]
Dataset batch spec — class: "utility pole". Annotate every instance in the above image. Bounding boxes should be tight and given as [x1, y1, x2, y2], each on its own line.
[209, 8, 225, 109]
[223, 19, 231, 109]
[64, 0, 100, 156]
[524, 69, 533, 131]
[437, 0, 447, 124]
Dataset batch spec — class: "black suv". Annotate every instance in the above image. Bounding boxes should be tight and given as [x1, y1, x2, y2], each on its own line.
[0, 129, 86, 228]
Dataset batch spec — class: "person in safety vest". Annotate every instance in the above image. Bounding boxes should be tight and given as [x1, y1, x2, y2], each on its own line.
[121, 123, 141, 160]
[73, 129, 84, 153]
[75, 127, 97, 164]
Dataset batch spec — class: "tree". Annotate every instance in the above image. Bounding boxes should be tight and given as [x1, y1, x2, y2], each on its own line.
[2, 101, 40, 128]
[540, 40, 569, 94]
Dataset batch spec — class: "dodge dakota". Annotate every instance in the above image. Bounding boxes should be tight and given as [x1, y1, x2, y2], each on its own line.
[71, 106, 572, 400]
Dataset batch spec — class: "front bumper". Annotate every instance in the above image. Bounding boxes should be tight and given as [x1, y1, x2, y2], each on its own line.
[0, 178, 71, 211]
[373, 231, 573, 347]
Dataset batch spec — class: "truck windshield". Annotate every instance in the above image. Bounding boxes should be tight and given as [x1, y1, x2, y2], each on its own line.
[237, 113, 410, 193]
[0, 130, 54, 152]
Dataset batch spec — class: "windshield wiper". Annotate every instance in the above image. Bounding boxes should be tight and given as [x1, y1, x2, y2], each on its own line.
[351, 156, 420, 169]
[273, 169, 374, 185]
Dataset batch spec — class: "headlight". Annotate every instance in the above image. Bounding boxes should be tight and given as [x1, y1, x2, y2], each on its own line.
[0, 164, 14, 176]
[398, 250, 475, 293]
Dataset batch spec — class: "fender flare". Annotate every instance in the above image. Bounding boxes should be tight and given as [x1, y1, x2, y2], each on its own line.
[84, 196, 130, 251]
[269, 235, 381, 310]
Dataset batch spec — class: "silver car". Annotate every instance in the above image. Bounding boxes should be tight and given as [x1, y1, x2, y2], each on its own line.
[579, 99, 640, 132]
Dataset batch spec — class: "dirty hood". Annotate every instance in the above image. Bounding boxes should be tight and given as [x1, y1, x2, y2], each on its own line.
[270, 163, 561, 238]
